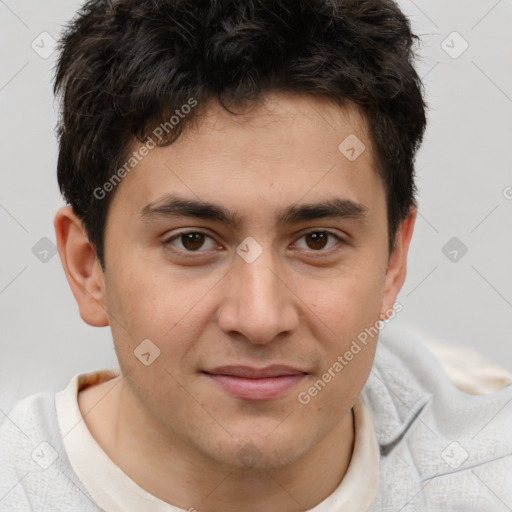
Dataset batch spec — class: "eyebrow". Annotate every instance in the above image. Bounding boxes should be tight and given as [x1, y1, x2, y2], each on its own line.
[140, 194, 369, 228]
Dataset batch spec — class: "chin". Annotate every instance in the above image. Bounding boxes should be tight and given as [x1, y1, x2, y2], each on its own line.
[214, 433, 308, 472]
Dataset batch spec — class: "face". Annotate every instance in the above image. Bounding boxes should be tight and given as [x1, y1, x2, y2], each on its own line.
[75, 92, 411, 471]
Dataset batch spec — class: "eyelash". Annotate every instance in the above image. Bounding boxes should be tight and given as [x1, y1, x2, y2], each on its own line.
[162, 229, 345, 256]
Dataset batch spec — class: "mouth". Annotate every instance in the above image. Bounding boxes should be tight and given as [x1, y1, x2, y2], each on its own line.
[201, 365, 308, 400]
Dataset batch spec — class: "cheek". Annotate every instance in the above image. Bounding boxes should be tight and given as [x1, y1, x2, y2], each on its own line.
[305, 264, 385, 335]
[297, 336, 377, 423]
[104, 252, 197, 325]
[103, 256, 217, 367]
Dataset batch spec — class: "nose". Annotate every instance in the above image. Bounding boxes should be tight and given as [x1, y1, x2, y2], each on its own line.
[216, 247, 299, 345]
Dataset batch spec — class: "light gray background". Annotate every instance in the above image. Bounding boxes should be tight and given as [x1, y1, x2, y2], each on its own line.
[1, 1, 511, 411]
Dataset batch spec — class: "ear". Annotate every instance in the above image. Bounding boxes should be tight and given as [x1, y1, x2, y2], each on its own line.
[54, 206, 109, 327]
[380, 207, 417, 319]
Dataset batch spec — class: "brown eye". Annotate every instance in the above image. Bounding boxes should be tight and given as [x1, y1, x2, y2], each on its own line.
[181, 232, 205, 251]
[293, 230, 343, 252]
[305, 232, 328, 250]
[163, 231, 218, 253]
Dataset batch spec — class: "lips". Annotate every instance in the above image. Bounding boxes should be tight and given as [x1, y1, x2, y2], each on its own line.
[202, 365, 308, 400]
[203, 364, 307, 379]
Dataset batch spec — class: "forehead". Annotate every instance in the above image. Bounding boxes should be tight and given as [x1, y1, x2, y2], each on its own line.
[180, 92, 375, 163]
[110, 91, 384, 222]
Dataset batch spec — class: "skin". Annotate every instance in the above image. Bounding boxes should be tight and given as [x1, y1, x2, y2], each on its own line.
[54, 91, 416, 512]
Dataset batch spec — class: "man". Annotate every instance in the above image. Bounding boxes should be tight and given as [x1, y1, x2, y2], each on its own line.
[1, 0, 511, 510]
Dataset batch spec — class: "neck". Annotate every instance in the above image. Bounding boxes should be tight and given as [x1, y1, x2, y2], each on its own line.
[78, 375, 355, 512]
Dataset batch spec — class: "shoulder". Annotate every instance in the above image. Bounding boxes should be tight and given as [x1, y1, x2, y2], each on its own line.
[0, 390, 58, 462]
[0, 388, 100, 511]
[0, 391, 57, 509]
[364, 323, 512, 511]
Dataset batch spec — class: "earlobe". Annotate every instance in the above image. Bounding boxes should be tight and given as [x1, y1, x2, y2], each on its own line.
[380, 207, 417, 318]
[54, 206, 109, 327]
